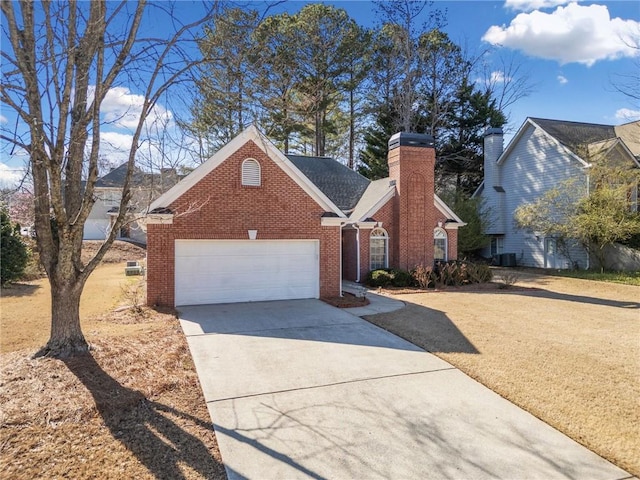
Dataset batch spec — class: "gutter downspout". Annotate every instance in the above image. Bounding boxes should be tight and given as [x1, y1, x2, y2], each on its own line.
[355, 224, 361, 283]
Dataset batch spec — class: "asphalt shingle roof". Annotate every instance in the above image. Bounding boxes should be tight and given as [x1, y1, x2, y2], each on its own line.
[531, 118, 616, 156]
[287, 155, 370, 212]
[95, 163, 181, 190]
[95, 164, 147, 188]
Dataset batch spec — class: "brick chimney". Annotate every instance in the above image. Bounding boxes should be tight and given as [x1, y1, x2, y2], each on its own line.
[388, 132, 436, 270]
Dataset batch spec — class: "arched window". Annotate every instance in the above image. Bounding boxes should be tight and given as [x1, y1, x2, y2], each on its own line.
[434, 227, 447, 262]
[241, 158, 261, 186]
[370, 228, 389, 270]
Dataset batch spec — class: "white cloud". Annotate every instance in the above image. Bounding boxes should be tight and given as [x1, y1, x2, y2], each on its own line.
[0, 162, 24, 188]
[490, 71, 507, 83]
[505, 0, 574, 12]
[615, 108, 640, 122]
[0, 114, 7, 124]
[90, 86, 173, 131]
[483, 3, 640, 66]
[557, 75, 568, 84]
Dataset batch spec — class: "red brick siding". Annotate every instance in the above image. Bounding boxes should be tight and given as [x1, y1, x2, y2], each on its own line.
[447, 228, 459, 260]
[341, 228, 357, 281]
[388, 145, 437, 271]
[146, 140, 341, 307]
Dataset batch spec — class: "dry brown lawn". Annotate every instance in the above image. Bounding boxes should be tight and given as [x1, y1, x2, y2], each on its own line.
[0, 242, 226, 479]
[366, 270, 640, 476]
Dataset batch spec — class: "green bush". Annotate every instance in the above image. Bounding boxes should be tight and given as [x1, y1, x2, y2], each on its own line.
[1, 209, 29, 285]
[365, 268, 414, 288]
[390, 268, 413, 287]
[366, 269, 395, 287]
[367, 262, 492, 289]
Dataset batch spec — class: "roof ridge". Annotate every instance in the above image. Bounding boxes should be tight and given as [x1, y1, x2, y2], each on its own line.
[529, 117, 614, 129]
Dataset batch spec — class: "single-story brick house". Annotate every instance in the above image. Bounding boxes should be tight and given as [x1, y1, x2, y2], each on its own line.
[144, 126, 464, 307]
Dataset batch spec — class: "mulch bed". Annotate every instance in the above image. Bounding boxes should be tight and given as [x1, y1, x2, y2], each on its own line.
[374, 281, 539, 295]
[321, 292, 370, 308]
[0, 309, 227, 480]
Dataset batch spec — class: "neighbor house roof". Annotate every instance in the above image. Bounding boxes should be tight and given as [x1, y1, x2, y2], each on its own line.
[530, 118, 616, 158]
[95, 163, 183, 190]
[286, 155, 370, 213]
[95, 164, 147, 188]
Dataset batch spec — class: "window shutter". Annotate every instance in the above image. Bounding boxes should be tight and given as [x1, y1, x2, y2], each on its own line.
[242, 159, 261, 186]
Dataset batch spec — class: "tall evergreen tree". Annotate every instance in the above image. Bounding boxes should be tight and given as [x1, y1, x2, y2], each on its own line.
[357, 105, 397, 180]
[190, 7, 259, 152]
[438, 77, 506, 194]
[252, 13, 302, 154]
[291, 4, 363, 156]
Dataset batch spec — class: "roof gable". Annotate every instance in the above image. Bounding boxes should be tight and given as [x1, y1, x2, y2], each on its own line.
[349, 178, 395, 222]
[498, 118, 592, 168]
[148, 126, 345, 216]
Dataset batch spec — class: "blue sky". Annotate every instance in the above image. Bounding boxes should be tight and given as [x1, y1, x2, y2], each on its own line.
[284, 0, 639, 131]
[1, 0, 638, 186]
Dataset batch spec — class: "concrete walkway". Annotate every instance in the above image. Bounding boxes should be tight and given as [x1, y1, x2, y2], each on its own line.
[178, 299, 630, 480]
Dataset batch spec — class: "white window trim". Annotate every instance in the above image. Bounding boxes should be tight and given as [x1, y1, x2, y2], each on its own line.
[241, 158, 261, 186]
[370, 227, 389, 270]
[434, 227, 447, 262]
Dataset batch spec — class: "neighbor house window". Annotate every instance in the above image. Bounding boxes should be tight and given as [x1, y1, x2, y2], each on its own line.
[370, 228, 388, 270]
[241, 158, 261, 186]
[490, 236, 504, 257]
[434, 228, 447, 262]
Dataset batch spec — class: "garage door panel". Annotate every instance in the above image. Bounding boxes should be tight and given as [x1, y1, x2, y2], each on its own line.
[175, 240, 320, 306]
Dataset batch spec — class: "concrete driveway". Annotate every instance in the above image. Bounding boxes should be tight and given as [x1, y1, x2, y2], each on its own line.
[178, 298, 629, 480]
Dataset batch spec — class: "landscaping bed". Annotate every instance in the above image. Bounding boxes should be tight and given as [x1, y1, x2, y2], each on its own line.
[0, 262, 226, 480]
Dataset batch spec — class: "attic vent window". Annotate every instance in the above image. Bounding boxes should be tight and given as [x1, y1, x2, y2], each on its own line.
[241, 158, 261, 186]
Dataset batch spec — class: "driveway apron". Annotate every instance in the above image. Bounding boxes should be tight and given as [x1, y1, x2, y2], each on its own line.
[178, 298, 629, 480]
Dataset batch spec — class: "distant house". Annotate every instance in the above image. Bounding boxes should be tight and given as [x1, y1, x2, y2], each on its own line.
[143, 126, 465, 307]
[83, 163, 180, 244]
[475, 117, 639, 269]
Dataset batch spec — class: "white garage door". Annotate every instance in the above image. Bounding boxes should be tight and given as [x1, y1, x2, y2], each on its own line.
[175, 240, 320, 306]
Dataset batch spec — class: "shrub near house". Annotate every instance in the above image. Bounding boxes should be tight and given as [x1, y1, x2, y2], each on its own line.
[1, 209, 28, 285]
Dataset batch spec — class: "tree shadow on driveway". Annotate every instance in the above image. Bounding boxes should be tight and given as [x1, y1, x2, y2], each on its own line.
[178, 299, 479, 354]
[63, 354, 227, 480]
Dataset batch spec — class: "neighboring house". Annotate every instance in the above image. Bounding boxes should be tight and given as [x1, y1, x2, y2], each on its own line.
[143, 126, 465, 307]
[83, 163, 180, 244]
[475, 117, 639, 269]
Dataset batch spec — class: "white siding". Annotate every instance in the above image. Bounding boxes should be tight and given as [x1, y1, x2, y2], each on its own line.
[83, 219, 109, 240]
[481, 124, 590, 269]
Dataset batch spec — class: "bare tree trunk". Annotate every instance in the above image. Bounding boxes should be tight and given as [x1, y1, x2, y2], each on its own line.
[35, 277, 88, 357]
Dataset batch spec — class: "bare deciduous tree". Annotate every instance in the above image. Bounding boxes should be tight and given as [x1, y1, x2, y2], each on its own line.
[0, 0, 216, 358]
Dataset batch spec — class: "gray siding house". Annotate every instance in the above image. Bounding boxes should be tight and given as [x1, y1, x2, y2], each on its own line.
[475, 117, 639, 269]
[84, 164, 181, 244]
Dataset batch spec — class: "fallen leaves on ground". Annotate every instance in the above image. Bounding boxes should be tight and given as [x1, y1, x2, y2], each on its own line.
[0, 309, 226, 480]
